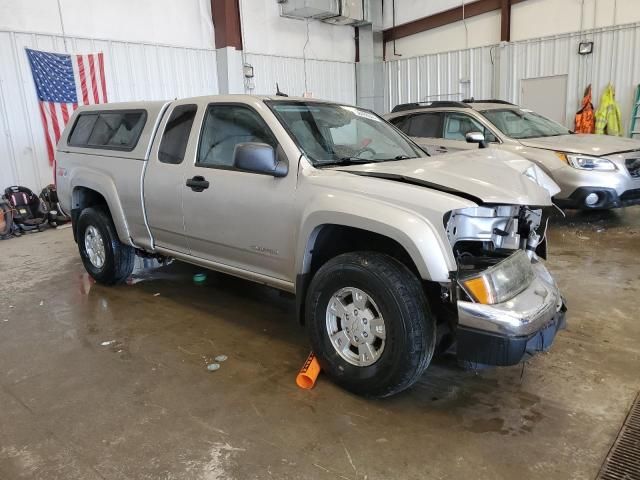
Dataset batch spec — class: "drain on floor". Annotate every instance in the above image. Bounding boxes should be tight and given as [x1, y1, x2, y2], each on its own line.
[597, 392, 640, 480]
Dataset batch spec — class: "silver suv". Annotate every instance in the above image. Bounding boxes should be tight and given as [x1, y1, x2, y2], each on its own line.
[384, 100, 640, 210]
[56, 95, 566, 397]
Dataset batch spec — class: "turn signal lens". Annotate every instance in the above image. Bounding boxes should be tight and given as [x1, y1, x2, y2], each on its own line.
[555, 152, 568, 163]
[462, 277, 492, 304]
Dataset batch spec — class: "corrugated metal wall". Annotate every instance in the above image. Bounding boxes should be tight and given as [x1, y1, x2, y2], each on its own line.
[497, 22, 640, 132]
[0, 30, 218, 192]
[385, 22, 640, 135]
[244, 53, 357, 104]
[385, 46, 496, 111]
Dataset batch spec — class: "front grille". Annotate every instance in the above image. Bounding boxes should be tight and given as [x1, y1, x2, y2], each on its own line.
[597, 392, 640, 480]
[626, 158, 640, 178]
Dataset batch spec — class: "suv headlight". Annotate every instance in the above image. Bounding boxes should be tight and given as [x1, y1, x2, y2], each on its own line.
[556, 153, 616, 171]
[459, 250, 534, 304]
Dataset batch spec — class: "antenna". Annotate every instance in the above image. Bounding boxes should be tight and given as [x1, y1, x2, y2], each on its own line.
[276, 83, 288, 97]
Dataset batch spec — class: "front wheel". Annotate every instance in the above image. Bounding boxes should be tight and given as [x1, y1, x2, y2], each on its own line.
[306, 252, 435, 398]
[76, 207, 135, 285]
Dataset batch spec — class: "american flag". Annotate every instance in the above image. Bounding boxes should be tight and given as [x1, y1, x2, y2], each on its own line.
[25, 48, 108, 166]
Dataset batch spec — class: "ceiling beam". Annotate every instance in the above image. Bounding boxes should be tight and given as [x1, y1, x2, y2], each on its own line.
[383, 0, 527, 43]
[211, 0, 242, 50]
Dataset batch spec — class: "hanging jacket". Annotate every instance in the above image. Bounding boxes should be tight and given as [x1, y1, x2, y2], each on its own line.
[575, 84, 595, 134]
[595, 84, 623, 136]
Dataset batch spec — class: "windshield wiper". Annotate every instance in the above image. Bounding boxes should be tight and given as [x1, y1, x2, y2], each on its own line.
[317, 155, 418, 168]
[316, 157, 377, 167]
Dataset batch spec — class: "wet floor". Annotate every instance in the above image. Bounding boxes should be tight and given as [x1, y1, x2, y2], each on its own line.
[1, 209, 639, 480]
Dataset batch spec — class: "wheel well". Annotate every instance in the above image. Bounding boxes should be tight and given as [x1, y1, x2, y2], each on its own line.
[308, 225, 420, 278]
[296, 224, 422, 324]
[71, 187, 110, 241]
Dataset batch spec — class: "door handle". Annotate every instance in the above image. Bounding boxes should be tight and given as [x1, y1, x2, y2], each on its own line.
[186, 175, 210, 192]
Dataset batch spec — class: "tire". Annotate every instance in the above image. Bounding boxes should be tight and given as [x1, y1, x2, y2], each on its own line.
[76, 207, 135, 285]
[306, 251, 435, 398]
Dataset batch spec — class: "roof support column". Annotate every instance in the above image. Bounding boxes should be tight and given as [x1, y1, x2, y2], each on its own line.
[500, 0, 512, 42]
[211, 0, 244, 94]
[356, 0, 385, 113]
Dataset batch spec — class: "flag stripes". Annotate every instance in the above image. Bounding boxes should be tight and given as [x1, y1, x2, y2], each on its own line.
[26, 48, 108, 167]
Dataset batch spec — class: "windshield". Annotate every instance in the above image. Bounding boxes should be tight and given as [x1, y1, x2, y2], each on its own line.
[266, 101, 426, 166]
[481, 108, 571, 139]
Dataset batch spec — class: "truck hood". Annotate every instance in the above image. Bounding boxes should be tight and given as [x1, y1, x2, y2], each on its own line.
[334, 148, 554, 206]
[519, 134, 640, 156]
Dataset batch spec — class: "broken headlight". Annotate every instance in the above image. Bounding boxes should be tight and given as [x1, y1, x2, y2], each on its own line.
[459, 250, 534, 304]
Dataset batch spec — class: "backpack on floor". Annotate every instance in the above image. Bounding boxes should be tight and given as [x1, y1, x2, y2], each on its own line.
[3, 186, 49, 232]
[40, 184, 70, 226]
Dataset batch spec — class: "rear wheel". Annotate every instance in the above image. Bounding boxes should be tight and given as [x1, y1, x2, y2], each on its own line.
[77, 207, 135, 285]
[306, 251, 435, 397]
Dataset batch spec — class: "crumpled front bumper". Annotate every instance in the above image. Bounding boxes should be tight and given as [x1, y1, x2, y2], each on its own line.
[455, 259, 566, 366]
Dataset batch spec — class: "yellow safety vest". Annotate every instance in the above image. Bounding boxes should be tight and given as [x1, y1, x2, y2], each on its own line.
[595, 84, 623, 136]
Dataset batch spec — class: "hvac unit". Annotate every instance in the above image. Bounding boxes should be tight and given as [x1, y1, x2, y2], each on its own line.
[278, 0, 367, 26]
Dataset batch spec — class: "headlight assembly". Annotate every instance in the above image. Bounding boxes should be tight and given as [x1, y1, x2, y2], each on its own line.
[556, 152, 616, 171]
[459, 250, 535, 304]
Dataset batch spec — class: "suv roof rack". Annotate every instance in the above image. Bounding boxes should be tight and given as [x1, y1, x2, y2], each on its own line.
[462, 98, 516, 105]
[391, 101, 471, 113]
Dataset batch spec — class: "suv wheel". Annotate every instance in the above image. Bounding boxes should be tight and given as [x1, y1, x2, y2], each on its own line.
[77, 207, 135, 285]
[306, 251, 435, 397]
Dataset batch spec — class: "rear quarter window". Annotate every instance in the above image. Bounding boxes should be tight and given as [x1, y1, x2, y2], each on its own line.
[406, 113, 442, 138]
[68, 110, 147, 151]
[158, 104, 197, 164]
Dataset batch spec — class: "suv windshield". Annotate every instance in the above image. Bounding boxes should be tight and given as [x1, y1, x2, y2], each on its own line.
[481, 108, 571, 139]
[267, 101, 426, 166]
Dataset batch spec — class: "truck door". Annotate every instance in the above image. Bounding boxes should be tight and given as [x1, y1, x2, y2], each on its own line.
[144, 102, 198, 253]
[181, 102, 296, 284]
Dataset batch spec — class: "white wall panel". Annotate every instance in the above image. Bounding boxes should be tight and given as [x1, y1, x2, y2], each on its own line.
[385, 10, 502, 60]
[0, 0, 214, 49]
[244, 53, 357, 104]
[385, 46, 495, 112]
[0, 30, 218, 192]
[240, 0, 355, 62]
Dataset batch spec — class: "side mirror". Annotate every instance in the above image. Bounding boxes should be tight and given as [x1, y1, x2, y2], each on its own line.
[466, 131, 487, 149]
[234, 143, 288, 177]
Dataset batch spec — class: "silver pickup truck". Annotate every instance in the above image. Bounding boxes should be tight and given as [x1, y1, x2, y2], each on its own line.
[56, 95, 566, 397]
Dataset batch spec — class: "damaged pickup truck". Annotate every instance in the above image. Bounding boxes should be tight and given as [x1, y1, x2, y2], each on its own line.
[56, 95, 566, 397]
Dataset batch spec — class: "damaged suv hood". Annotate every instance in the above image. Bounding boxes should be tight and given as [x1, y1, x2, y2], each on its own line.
[519, 134, 640, 156]
[335, 148, 553, 206]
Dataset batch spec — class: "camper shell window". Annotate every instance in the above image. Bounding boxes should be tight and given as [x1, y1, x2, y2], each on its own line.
[68, 110, 147, 151]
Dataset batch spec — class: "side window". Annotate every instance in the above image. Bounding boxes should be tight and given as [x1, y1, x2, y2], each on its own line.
[197, 105, 276, 167]
[443, 113, 497, 142]
[406, 113, 442, 138]
[69, 114, 98, 145]
[68, 110, 146, 150]
[158, 104, 197, 164]
[388, 115, 409, 131]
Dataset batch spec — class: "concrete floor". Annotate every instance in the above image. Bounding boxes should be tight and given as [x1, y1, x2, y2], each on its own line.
[1, 208, 639, 480]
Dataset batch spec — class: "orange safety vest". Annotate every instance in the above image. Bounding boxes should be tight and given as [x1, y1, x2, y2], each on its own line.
[574, 85, 595, 134]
